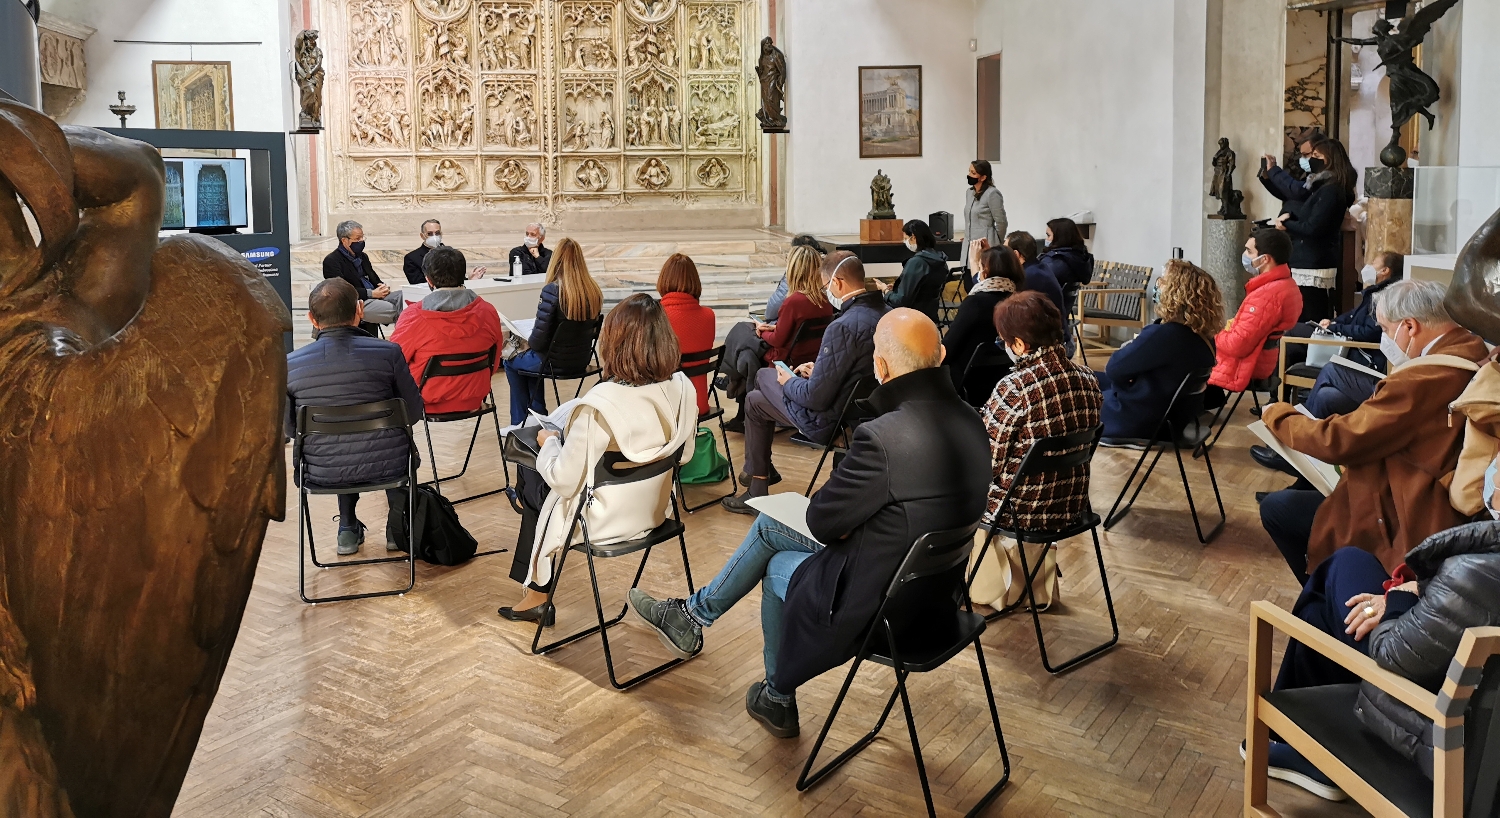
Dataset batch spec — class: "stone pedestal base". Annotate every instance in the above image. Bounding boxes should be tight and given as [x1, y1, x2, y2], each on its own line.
[1204, 217, 1251, 315]
[860, 218, 903, 243]
[1366, 198, 1413, 264]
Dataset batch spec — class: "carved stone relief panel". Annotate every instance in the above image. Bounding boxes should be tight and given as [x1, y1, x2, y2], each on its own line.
[415, 0, 472, 21]
[361, 157, 410, 191]
[478, 2, 538, 70]
[349, 0, 408, 68]
[626, 0, 677, 23]
[349, 77, 413, 150]
[417, 16, 472, 69]
[624, 69, 679, 149]
[483, 79, 540, 147]
[560, 79, 615, 150]
[686, 77, 737, 149]
[631, 156, 676, 190]
[693, 156, 730, 189]
[570, 157, 616, 192]
[686, 4, 738, 72]
[626, 20, 676, 70]
[417, 67, 475, 149]
[423, 157, 475, 191]
[489, 156, 542, 193]
[559, 3, 617, 72]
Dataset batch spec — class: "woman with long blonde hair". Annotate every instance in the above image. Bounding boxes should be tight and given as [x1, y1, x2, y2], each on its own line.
[503, 237, 605, 423]
[1099, 260, 1224, 444]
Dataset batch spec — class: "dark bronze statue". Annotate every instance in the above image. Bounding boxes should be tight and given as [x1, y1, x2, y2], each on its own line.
[1445, 205, 1500, 345]
[755, 36, 787, 133]
[0, 99, 288, 815]
[1337, 0, 1461, 167]
[294, 30, 325, 132]
[1210, 137, 1245, 220]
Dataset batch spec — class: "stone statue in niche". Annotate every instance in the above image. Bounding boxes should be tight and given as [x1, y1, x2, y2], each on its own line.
[484, 81, 538, 148]
[418, 68, 474, 150]
[624, 73, 679, 148]
[627, 21, 677, 69]
[627, 0, 676, 23]
[429, 158, 468, 191]
[1335, 0, 1460, 168]
[868, 169, 895, 220]
[0, 98, 289, 817]
[349, 0, 406, 68]
[1209, 137, 1245, 220]
[575, 158, 610, 191]
[478, 3, 537, 70]
[419, 18, 471, 69]
[365, 158, 403, 192]
[561, 3, 617, 71]
[1443, 205, 1500, 343]
[696, 157, 729, 188]
[495, 158, 532, 192]
[689, 6, 740, 71]
[293, 30, 325, 132]
[688, 79, 739, 148]
[562, 80, 616, 150]
[637, 157, 672, 190]
[755, 36, 787, 133]
[349, 78, 411, 149]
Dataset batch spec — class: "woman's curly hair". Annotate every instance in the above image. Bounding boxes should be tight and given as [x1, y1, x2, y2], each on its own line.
[1156, 259, 1224, 344]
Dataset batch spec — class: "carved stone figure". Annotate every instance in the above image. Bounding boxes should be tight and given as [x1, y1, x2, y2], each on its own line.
[1210, 137, 1245, 220]
[576, 158, 609, 191]
[0, 98, 288, 817]
[416, 0, 471, 20]
[419, 18, 471, 69]
[429, 158, 469, 191]
[1337, 0, 1461, 167]
[689, 6, 739, 71]
[349, 0, 407, 68]
[349, 78, 411, 149]
[696, 157, 729, 188]
[755, 36, 787, 133]
[561, 3, 616, 71]
[495, 158, 532, 192]
[479, 3, 537, 70]
[627, 0, 676, 22]
[689, 79, 739, 148]
[484, 81, 537, 148]
[294, 30, 325, 131]
[627, 21, 677, 69]
[418, 68, 474, 150]
[637, 157, 672, 190]
[562, 79, 615, 150]
[365, 158, 403, 192]
[868, 168, 895, 220]
[1443, 205, 1500, 344]
[625, 73, 678, 147]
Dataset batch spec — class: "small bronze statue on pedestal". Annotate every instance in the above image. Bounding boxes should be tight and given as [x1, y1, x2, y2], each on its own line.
[755, 36, 787, 133]
[1210, 137, 1245, 220]
[868, 169, 896, 220]
[293, 30, 325, 133]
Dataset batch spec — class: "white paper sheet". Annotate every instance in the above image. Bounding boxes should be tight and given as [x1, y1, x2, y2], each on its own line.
[745, 493, 823, 544]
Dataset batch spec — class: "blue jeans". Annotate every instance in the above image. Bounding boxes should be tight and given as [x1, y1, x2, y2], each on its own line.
[686, 515, 821, 699]
[1274, 547, 1390, 692]
[1306, 361, 1379, 419]
[504, 349, 549, 425]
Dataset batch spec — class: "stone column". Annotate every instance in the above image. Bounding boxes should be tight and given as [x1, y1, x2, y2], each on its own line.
[1364, 166, 1414, 264]
[1204, 217, 1251, 314]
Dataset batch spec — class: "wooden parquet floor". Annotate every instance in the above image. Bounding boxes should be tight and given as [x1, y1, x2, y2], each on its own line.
[172, 373, 1370, 817]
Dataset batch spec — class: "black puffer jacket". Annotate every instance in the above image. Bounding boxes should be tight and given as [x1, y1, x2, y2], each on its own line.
[527, 281, 561, 354]
[1353, 521, 1500, 778]
[286, 326, 423, 489]
[1281, 174, 1353, 270]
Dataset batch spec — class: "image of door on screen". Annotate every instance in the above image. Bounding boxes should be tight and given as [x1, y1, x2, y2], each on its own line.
[161, 158, 248, 230]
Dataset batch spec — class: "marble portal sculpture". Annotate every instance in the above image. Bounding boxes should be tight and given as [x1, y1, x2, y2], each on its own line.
[294, 30, 326, 132]
[0, 99, 288, 816]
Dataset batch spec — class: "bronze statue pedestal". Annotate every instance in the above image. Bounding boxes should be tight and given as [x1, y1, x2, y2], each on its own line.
[1365, 166, 1414, 264]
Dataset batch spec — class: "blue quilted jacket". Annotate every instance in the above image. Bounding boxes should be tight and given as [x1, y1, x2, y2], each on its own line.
[781, 291, 888, 443]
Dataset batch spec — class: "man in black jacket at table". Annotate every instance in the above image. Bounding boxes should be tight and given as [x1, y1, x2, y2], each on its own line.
[403, 218, 487, 284]
[627, 309, 992, 737]
[322, 219, 403, 327]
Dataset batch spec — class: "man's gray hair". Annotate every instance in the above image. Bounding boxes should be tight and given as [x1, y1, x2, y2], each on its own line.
[335, 219, 362, 240]
[1375, 279, 1452, 326]
[526, 222, 546, 237]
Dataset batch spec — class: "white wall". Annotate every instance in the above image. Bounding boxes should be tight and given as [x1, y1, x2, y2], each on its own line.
[1458, 0, 1500, 167]
[782, 0, 976, 237]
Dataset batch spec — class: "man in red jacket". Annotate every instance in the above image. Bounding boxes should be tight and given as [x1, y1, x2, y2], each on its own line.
[390, 246, 506, 415]
[1208, 229, 1302, 398]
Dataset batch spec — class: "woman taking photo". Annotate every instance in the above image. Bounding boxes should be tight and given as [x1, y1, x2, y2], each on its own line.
[656, 253, 715, 416]
[873, 219, 947, 322]
[503, 237, 604, 425]
[961, 159, 1007, 284]
[944, 246, 1023, 400]
[1275, 137, 1358, 321]
[1098, 260, 1223, 443]
[499, 294, 698, 623]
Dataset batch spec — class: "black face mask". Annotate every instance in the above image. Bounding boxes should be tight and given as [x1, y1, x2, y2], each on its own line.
[1307, 157, 1327, 174]
[966, 175, 980, 187]
[348, 240, 366, 254]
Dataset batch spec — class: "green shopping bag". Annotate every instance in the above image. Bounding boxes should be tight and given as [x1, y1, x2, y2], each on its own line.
[679, 427, 730, 485]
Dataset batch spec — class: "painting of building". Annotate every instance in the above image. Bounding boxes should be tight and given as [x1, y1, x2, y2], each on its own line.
[152, 61, 235, 130]
[859, 65, 921, 158]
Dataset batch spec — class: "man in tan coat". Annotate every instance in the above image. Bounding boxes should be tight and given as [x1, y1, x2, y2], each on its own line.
[1259, 279, 1486, 582]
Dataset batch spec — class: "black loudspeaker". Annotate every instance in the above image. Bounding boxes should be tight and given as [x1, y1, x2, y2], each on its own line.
[929, 211, 953, 241]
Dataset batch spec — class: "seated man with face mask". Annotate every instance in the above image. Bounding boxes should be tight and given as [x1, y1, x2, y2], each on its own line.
[403, 219, 486, 285]
[507, 222, 553, 278]
[1258, 279, 1488, 585]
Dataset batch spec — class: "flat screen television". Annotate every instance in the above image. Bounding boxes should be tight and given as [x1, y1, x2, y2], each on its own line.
[161, 157, 248, 231]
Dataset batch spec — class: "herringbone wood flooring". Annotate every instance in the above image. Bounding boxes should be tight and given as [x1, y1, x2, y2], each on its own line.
[172, 373, 1369, 817]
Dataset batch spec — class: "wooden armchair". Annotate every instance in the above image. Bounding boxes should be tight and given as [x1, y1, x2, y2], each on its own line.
[1246, 600, 1500, 817]
[1276, 336, 1384, 403]
[1075, 261, 1151, 366]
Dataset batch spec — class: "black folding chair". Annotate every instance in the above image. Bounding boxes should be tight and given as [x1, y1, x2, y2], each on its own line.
[295, 399, 417, 604]
[800, 376, 880, 496]
[796, 524, 1010, 818]
[960, 340, 1012, 407]
[1195, 331, 1282, 459]
[968, 426, 1119, 674]
[511, 314, 604, 408]
[418, 345, 508, 505]
[676, 346, 739, 512]
[531, 447, 697, 690]
[937, 268, 967, 331]
[779, 315, 833, 366]
[1103, 368, 1226, 544]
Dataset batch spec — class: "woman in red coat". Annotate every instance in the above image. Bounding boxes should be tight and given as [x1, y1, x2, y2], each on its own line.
[1209, 229, 1303, 398]
[658, 253, 716, 416]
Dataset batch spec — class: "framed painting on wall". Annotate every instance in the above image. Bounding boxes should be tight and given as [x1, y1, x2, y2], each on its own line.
[859, 65, 922, 158]
[152, 61, 234, 130]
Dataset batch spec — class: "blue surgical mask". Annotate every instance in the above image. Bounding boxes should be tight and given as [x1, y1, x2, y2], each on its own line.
[1298, 157, 1313, 173]
[1242, 252, 1260, 275]
[1148, 277, 1162, 304]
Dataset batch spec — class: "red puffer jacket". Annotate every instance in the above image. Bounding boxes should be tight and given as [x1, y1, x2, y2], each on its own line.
[1209, 264, 1302, 392]
[660, 291, 716, 416]
[389, 295, 506, 414]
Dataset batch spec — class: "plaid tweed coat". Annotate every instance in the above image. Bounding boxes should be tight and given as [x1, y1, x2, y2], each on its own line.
[982, 344, 1102, 531]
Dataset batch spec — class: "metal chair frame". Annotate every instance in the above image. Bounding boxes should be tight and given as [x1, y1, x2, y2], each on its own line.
[801, 376, 880, 496]
[967, 426, 1120, 674]
[778, 315, 833, 366]
[530, 448, 698, 690]
[675, 346, 739, 512]
[959, 340, 1012, 406]
[417, 345, 509, 505]
[937, 268, 967, 331]
[295, 399, 417, 604]
[511, 314, 605, 409]
[796, 524, 1010, 818]
[1103, 368, 1226, 544]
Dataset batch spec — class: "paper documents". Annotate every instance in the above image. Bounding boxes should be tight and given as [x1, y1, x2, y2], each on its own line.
[499, 314, 534, 338]
[745, 493, 824, 544]
[1331, 354, 1385, 380]
[1248, 420, 1341, 496]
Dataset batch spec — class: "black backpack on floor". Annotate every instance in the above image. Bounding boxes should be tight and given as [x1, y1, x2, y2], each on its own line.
[391, 485, 479, 566]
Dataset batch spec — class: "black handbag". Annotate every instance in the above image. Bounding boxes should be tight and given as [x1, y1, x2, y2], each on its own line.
[502, 425, 544, 471]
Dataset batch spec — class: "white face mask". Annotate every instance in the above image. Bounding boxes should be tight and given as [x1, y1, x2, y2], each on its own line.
[1380, 322, 1413, 367]
[524, 235, 540, 248]
[1005, 342, 1022, 363]
[424, 234, 442, 248]
[1360, 265, 1378, 286]
[903, 238, 917, 253]
[826, 285, 844, 311]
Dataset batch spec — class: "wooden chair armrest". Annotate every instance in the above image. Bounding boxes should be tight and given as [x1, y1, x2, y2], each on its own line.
[1250, 601, 1445, 720]
[1081, 288, 1146, 297]
[1279, 336, 1382, 350]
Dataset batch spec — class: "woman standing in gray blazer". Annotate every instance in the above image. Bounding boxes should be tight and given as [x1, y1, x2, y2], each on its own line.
[962, 159, 1008, 282]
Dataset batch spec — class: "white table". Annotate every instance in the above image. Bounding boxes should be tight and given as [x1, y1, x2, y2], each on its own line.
[401, 275, 549, 323]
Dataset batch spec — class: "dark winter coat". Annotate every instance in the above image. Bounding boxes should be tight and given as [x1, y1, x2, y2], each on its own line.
[1102, 321, 1217, 440]
[403, 245, 431, 285]
[943, 287, 1012, 394]
[1258, 164, 1312, 205]
[772, 366, 991, 693]
[1034, 245, 1094, 290]
[527, 281, 562, 354]
[508, 243, 553, 278]
[286, 326, 423, 489]
[883, 248, 948, 323]
[1022, 261, 1065, 316]
[322, 246, 383, 300]
[1281, 174, 1353, 271]
[1353, 521, 1500, 778]
[780, 290, 888, 444]
[1328, 277, 1397, 370]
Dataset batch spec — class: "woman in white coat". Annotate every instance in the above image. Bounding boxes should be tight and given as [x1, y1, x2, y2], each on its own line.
[961, 159, 1008, 284]
[498, 294, 698, 623]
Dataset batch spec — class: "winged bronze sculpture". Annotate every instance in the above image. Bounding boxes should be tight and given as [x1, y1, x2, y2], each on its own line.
[1337, 0, 1461, 167]
[0, 99, 288, 815]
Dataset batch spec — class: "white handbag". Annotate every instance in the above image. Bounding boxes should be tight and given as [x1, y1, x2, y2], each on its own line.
[1304, 327, 1345, 368]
